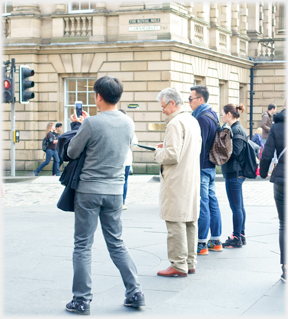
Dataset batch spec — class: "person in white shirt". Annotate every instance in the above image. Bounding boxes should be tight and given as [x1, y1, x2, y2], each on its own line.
[119, 109, 138, 210]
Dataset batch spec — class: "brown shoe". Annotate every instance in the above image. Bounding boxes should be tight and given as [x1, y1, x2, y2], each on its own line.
[157, 266, 187, 277]
[188, 268, 196, 274]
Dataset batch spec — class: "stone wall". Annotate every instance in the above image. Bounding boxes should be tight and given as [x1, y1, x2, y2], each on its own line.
[251, 63, 286, 131]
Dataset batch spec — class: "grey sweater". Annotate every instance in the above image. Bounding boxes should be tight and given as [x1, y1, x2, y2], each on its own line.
[67, 111, 134, 195]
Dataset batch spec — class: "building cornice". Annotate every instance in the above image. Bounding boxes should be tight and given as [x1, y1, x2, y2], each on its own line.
[3, 39, 256, 69]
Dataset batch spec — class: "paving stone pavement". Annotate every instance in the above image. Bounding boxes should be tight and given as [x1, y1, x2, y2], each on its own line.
[2, 175, 286, 318]
[2, 175, 275, 208]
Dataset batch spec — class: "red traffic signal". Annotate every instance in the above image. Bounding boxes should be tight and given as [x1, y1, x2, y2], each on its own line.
[3, 77, 14, 103]
[4, 79, 11, 89]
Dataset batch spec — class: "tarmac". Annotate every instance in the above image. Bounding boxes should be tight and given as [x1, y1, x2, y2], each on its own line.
[1, 174, 287, 318]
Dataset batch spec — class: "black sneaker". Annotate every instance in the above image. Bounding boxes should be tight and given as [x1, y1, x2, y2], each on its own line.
[281, 265, 286, 283]
[66, 300, 90, 315]
[222, 236, 242, 248]
[241, 234, 246, 245]
[124, 292, 145, 308]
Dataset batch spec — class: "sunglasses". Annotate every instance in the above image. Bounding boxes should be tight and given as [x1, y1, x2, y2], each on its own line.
[188, 97, 200, 102]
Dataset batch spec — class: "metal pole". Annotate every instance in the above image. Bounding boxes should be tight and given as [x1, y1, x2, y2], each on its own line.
[249, 66, 254, 139]
[10, 58, 16, 177]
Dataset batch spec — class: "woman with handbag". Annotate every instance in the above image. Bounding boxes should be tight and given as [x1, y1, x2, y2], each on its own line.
[221, 103, 247, 248]
[34, 122, 60, 176]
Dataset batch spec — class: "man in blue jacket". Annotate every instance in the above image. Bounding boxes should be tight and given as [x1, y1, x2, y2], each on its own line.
[189, 85, 223, 255]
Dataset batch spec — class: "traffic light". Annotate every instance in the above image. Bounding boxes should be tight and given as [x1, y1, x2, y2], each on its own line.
[19, 65, 34, 104]
[3, 76, 14, 103]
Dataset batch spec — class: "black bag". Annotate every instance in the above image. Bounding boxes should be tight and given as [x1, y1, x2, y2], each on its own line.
[42, 137, 48, 152]
[233, 134, 257, 179]
[203, 113, 233, 166]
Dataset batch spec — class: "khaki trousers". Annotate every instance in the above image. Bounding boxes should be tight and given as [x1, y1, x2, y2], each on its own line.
[165, 220, 198, 273]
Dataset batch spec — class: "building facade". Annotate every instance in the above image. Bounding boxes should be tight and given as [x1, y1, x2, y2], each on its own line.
[2, 2, 286, 174]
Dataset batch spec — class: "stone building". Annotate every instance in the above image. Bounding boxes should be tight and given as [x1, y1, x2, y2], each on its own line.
[2, 2, 286, 175]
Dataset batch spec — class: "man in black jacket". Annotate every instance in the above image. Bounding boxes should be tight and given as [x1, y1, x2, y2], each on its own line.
[189, 85, 223, 255]
[260, 107, 286, 282]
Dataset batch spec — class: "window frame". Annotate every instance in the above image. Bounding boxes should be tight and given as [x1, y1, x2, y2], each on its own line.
[68, 2, 94, 14]
[64, 77, 97, 132]
[2, 2, 12, 16]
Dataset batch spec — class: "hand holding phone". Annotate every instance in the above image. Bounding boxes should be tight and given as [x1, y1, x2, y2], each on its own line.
[75, 101, 83, 118]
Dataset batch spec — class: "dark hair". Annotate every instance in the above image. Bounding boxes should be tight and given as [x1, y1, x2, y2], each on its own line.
[190, 85, 209, 103]
[268, 103, 276, 111]
[118, 109, 126, 114]
[93, 75, 123, 104]
[55, 123, 62, 128]
[223, 103, 245, 118]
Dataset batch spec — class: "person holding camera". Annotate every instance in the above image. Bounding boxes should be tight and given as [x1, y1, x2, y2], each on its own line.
[65, 76, 145, 315]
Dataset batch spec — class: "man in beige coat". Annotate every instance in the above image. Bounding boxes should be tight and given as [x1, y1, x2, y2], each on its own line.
[154, 88, 202, 277]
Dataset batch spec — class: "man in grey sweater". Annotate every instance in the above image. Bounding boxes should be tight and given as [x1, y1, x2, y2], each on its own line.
[65, 76, 145, 315]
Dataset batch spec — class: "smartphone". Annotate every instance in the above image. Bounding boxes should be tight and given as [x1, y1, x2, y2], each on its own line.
[75, 101, 83, 118]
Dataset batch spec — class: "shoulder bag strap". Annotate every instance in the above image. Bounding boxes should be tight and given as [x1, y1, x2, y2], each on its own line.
[277, 147, 286, 161]
[202, 113, 220, 152]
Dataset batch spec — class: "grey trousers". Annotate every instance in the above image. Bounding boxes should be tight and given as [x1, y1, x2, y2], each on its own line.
[72, 191, 141, 301]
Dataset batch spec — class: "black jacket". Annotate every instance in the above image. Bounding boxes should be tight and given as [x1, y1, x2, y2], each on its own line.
[260, 109, 285, 184]
[57, 122, 86, 212]
[221, 121, 247, 179]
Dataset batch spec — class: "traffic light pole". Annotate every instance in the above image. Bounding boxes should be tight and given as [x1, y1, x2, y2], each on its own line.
[10, 58, 16, 177]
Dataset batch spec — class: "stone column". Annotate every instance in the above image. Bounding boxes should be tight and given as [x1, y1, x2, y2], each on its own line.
[210, 2, 218, 27]
[220, 4, 228, 29]
[231, 3, 239, 35]
[240, 3, 248, 36]
[263, 3, 272, 38]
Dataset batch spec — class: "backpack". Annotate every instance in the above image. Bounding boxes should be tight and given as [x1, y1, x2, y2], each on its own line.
[233, 134, 257, 179]
[42, 137, 48, 152]
[203, 113, 233, 166]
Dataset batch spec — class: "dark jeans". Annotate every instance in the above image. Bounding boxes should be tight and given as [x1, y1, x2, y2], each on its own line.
[274, 183, 286, 265]
[198, 168, 222, 242]
[35, 148, 60, 175]
[56, 150, 63, 173]
[123, 166, 130, 204]
[72, 192, 141, 301]
[225, 177, 246, 239]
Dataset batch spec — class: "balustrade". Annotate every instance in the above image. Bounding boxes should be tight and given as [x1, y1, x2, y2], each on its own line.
[64, 16, 93, 37]
[258, 39, 275, 59]
[194, 24, 204, 41]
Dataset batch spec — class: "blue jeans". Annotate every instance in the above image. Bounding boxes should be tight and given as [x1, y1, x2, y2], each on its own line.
[35, 148, 60, 175]
[72, 192, 141, 301]
[123, 166, 130, 204]
[225, 177, 246, 239]
[198, 168, 222, 242]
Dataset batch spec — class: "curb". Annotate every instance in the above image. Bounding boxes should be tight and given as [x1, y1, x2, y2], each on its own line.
[151, 175, 266, 183]
[2, 176, 38, 183]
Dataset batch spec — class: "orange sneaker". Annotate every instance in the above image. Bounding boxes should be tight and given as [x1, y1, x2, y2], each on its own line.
[197, 243, 209, 255]
[207, 239, 223, 251]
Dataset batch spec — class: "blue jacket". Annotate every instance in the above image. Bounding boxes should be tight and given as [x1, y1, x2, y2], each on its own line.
[196, 109, 219, 170]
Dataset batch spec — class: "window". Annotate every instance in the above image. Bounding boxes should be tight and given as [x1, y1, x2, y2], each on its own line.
[2, 2, 12, 16]
[64, 78, 97, 132]
[68, 2, 95, 13]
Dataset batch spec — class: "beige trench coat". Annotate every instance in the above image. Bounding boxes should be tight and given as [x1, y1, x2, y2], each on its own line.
[155, 108, 202, 222]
